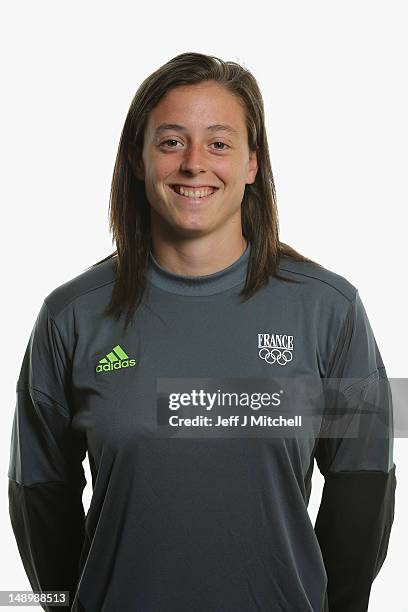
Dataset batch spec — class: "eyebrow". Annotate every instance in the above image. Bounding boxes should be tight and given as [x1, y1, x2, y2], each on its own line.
[154, 123, 239, 136]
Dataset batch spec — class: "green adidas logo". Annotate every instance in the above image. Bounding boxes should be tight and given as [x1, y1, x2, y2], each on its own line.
[96, 344, 136, 373]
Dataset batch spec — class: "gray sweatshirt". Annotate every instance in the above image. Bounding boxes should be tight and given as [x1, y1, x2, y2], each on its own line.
[8, 243, 396, 612]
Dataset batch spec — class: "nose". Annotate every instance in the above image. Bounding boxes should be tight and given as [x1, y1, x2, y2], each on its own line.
[179, 143, 206, 175]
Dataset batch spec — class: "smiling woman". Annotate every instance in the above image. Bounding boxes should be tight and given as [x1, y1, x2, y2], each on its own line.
[8, 51, 396, 612]
[128, 80, 259, 277]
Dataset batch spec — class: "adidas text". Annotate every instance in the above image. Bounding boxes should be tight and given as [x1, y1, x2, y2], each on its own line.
[96, 359, 136, 373]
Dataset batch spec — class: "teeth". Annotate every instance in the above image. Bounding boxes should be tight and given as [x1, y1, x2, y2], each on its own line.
[173, 185, 215, 198]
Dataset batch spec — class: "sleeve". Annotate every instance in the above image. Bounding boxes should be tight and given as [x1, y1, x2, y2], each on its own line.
[7, 300, 87, 612]
[314, 290, 396, 612]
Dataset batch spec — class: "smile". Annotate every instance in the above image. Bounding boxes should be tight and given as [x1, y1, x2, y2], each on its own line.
[167, 184, 219, 201]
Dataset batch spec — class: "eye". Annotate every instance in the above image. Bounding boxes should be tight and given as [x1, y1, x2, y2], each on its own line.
[211, 141, 229, 150]
[160, 139, 181, 148]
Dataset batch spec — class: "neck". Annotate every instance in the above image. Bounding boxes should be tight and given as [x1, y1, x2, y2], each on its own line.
[149, 235, 248, 277]
[148, 239, 251, 297]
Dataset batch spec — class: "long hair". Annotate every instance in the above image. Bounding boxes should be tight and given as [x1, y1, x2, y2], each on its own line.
[89, 52, 321, 331]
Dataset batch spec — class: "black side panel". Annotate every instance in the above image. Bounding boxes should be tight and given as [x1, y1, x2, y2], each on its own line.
[8, 479, 85, 612]
[314, 465, 396, 612]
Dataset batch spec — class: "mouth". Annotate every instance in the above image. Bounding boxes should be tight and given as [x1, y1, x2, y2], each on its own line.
[167, 184, 219, 203]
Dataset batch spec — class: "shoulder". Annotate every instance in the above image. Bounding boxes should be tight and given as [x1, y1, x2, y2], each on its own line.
[43, 256, 117, 319]
[277, 254, 357, 303]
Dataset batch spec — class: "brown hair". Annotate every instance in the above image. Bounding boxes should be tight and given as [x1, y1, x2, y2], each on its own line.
[89, 51, 321, 331]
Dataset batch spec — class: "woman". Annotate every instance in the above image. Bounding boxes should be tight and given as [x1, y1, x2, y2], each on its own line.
[8, 52, 396, 612]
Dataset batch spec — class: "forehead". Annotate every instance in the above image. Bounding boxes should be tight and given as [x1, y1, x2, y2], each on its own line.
[145, 82, 247, 136]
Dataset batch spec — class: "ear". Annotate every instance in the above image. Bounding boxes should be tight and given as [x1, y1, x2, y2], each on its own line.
[246, 147, 258, 185]
[127, 146, 145, 181]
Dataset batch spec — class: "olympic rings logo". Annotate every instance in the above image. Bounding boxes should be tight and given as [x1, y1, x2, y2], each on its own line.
[258, 347, 293, 366]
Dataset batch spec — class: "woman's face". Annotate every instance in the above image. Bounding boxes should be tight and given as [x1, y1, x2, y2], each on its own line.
[134, 81, 258, 241]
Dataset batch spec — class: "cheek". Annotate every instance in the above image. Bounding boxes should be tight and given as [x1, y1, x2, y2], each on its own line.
[144, 152, 170, 181]
[144, 172, 164, 199]
[217, 161, 245, 187]
[145, 179, 170, 205]
[224, 175, 244, 191]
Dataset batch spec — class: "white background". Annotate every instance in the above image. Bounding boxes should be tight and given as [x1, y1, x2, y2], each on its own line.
[1, 1, 407, 610]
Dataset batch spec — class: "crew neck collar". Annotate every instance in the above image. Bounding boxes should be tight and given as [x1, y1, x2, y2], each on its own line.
[147, 243, 251, 296]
